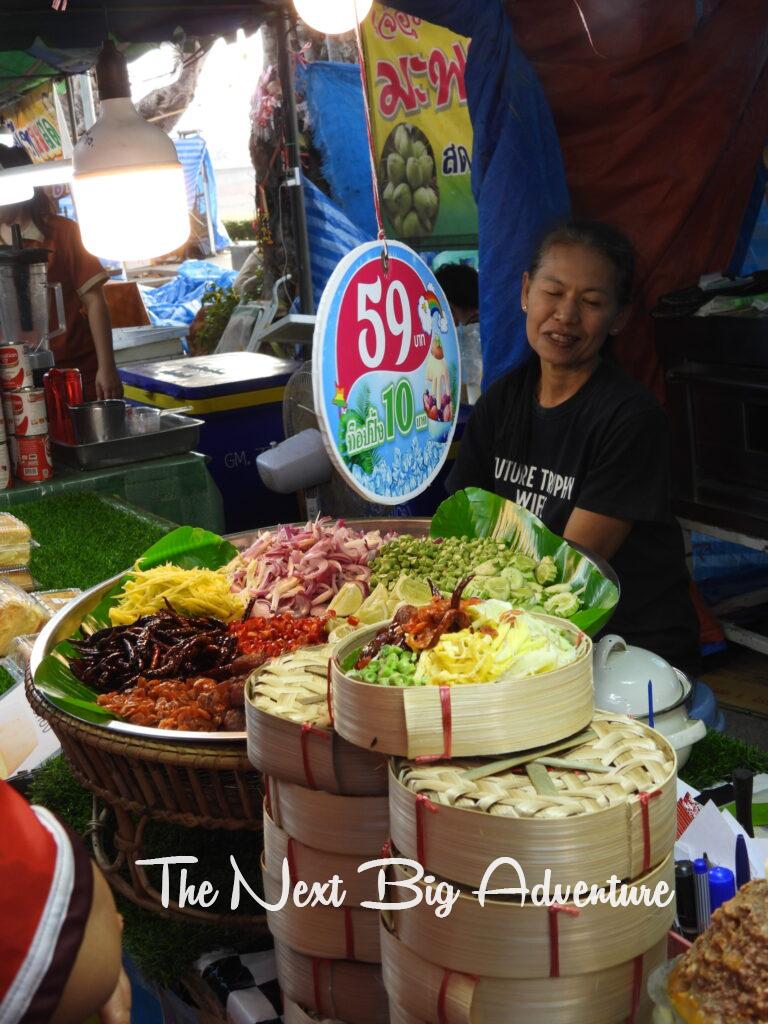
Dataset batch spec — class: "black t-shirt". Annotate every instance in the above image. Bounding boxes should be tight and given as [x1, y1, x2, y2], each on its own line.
[447, 359, 700, 675]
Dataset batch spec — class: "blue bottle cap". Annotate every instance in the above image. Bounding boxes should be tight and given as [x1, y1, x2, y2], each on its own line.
[708, 865, 736, 912]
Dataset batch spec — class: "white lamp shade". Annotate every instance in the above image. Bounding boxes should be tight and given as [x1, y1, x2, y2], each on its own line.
[72, 98, 189, 261]
[0, 176, 34, 207]
[293, 0, 373, 34]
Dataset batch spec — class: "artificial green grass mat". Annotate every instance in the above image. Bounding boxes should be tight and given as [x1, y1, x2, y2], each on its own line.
[679, 728, 768, 790]
[11, 493, 172, 591]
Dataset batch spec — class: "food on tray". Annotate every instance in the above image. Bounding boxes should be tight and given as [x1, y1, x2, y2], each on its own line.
[248, 645, 334, 728]
[69, 608, 239, 693]
[0, 568, 37, 591]
[0, 711, 37, 778]
[223, 518, 390, 617]
[370, 536, 585, 618]
[109, 564, 244, 626]
[0, 580, 48, 657]
[0, 512, 32, 568]
[348, 580, 583, 687]
[32, 588, 81, 616]
[97, 675, 246, 731]
[229, 612, 329, 659]
[398, 714, 675, 818]
[666, 879, 768, 1024]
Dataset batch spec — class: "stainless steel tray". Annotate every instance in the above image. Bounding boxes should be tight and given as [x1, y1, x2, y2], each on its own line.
[29, 519, 619, 745]
[52, 413, 204, 470]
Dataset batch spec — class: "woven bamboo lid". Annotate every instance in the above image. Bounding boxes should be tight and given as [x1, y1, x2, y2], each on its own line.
[246, 647, 387, 794]
[389, 713, 677, 889]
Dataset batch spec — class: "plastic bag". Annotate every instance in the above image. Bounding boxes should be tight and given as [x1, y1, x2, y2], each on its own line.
[458, 323, 483, 404]
[215, 303, 266, 354]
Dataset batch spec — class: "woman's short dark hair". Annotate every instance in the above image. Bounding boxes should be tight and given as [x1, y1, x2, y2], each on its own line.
[503, 219, 637, 466]
[0, 145, 56, 236]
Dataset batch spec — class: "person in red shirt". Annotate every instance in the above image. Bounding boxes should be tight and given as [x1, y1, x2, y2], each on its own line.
[0, 148, 123, 401]
[0, 780, 130, 1023]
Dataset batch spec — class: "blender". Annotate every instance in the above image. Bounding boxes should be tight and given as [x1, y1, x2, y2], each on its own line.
[0, 224, 65, 375]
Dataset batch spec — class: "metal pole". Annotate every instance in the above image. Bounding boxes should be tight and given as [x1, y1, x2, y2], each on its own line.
[201, 162, 217, 257]
[276, 10, 314, 315]
[64, 78, 79, 142]
[78, 72, 97, 129]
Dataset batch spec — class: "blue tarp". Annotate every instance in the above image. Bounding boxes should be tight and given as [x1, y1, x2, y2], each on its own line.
[139, 260, 237, 326]
[386, 0, 570, 386]
[296, 61, 378, 239]
[174, 134, 231, 253]
[302, 174, 371, 307]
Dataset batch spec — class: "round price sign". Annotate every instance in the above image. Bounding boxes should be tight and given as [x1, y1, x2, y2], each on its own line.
[313, 240, 461, 504]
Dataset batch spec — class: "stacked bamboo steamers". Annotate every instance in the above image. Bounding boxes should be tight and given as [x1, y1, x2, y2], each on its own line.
[247, 614, 678, 1024]
[246, 645, 390, 1023]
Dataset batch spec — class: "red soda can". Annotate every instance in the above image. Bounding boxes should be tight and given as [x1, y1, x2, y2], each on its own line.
[10, 387, 48, 436]
[43, 368, 83, 444]
[12, 433, 53, 482]
[0, 441, 11, 490]
[0, 344, 33, 390]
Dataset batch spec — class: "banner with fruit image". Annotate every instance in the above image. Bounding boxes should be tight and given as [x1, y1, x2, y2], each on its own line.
[362, 6, 478, 250]
[313, 240, 461, 504]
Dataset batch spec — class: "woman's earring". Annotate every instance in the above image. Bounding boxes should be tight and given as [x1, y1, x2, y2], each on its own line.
[522, 305, 527, 312]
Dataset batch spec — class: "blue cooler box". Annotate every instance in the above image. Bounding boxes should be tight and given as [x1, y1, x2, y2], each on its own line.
[120, 352, 302, 532]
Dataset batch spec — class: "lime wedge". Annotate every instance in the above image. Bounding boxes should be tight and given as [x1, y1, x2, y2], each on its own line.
[391, 574, 432, 607]
[328, 582, 364, 617]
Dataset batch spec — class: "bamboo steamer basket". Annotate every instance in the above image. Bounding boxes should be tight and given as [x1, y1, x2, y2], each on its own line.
[245, 647, 388, 795]
[331, 616, 593, 758]
[389, 713, 677, 889]
[263, 806, 382, 907]
[266, 775, 389, 856]
[275, 942, 388, 1024]
[282, 999, 344, 1024]
[380, 921, 664, 1024]
[262, 858, 380, 963]
[386, 853, 675, 978]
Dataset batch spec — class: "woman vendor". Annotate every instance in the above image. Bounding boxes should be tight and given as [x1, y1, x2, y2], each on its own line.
[0, 147, 122, 401]
[448, 220, 700, 675]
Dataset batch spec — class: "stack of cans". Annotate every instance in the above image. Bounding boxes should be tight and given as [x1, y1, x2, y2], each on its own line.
[0, 344, 53, 486]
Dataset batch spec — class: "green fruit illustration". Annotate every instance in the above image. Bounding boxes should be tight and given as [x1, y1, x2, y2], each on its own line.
[394, 124, 412, 159]
[387, 152, 406, 185]
[418, 153, 434, 182]
[402, 210, 422, 237]
[412, 139, 427, 159]
[414, 186, 438, 221]
[393, 213, 405, 234]
[393, 182, 413, 215]
[383, 181, 397, 218]
[406, 157, 423, 190]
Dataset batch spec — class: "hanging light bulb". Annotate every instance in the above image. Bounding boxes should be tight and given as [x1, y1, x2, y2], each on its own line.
[0, 175, 34, 207]
[71, 41, 189, 261]
[293, 0, 373, 35]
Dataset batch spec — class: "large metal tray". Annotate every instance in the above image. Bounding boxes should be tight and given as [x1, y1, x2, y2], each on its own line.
[29, 519, 619, 745]
[52, 413, 204, 470]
